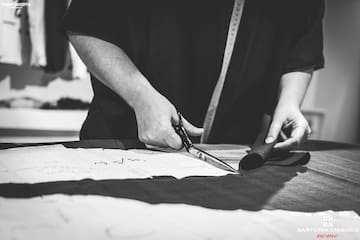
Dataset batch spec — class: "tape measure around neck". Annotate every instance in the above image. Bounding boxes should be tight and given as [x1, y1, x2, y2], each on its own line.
[201, 0, 245, 143]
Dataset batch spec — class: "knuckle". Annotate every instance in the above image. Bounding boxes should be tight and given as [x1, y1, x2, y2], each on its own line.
[138, 132, 148, 142]
[142, 130, 156, 142]
[146, 132, 156, 142]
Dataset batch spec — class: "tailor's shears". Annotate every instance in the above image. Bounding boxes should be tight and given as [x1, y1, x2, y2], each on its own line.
[173, 112, 238, 173]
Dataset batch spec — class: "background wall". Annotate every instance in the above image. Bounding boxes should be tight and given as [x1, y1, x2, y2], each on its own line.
[305, 0, 360, 143]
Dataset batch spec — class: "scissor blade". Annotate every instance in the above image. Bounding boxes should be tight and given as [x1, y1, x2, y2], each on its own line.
[188, 146, 238, 173]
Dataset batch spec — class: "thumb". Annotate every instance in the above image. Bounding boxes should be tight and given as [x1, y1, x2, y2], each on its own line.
[182, 117, 204, 136]
[265, 115, 284, 144]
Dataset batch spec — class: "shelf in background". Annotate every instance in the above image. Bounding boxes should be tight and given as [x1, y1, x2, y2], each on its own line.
[0, 108, 87, 143]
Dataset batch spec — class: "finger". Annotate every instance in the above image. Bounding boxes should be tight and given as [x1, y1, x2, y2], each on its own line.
[142, 137, 169, 148]
[290, 123, 308, 145]
[274, 137, 298, 151]
[182, 117, 204, 136]
[279, 131, 288, 141]
[275, 124, 308, 150]
[164, 129, 183, 150]
[265, 115, 285, 143]
[307, 125, 312, 135]
[170, 110, 180, 125]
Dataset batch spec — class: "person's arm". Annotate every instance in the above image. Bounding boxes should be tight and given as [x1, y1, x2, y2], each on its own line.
[68, 33, 203, 149]
[265, 71, 312, 150]
[266, 1, 325, 150]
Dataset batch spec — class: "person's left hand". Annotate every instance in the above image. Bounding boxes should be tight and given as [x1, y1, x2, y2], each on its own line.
[265, 103, 311, 150]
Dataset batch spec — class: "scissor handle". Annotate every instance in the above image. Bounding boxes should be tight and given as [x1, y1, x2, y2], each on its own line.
[173, 112, 193, 150]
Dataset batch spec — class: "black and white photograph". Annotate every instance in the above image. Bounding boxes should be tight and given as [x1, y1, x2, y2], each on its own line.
[0, 0, 359, 239]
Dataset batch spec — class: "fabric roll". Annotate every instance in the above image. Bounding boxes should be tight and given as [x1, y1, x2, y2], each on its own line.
[240, 115, 276, 170]
[239, 114, 310, 170]
[240, 142, 277, 170]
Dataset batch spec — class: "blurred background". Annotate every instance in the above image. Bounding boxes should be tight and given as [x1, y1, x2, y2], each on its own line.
[0, 0, 360, 144]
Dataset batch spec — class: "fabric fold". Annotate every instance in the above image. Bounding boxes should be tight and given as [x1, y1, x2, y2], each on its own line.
[239, 114, 310, 170]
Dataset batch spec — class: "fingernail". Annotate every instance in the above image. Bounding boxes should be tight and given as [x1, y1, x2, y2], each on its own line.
[265, 137, 273, 144]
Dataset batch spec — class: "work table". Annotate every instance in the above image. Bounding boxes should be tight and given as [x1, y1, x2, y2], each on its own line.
[0, 140, 359, 239]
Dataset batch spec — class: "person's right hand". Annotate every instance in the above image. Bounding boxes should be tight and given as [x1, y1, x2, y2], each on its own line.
[133, 91, 203, 149]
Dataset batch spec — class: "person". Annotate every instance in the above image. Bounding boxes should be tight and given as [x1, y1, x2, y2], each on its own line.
[63, 0, 324, 150]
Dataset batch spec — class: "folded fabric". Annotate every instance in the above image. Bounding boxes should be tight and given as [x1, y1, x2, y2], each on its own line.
[239, 114, 310, 170]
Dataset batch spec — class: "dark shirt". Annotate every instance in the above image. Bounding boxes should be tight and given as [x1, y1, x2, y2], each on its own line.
[63, 0, 324, 144]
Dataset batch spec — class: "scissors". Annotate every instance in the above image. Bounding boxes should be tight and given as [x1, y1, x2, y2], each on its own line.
[173, 112, 239, 173]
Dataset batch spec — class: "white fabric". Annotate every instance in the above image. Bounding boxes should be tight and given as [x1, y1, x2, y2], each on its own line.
[28, 0, 46, 67]
[69, 43, 88, 79]
[0, 195, 359, 240]
[0, 145, 243, 183]
[0, 0, 23, 65]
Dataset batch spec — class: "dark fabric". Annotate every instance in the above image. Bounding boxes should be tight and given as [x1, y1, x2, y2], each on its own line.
[63, 0, 325, 144]
[240, 114, 310, 170]
[240, 114, 278, 170]
[0, 139, 145, 150]
[43, 0, 68, 73]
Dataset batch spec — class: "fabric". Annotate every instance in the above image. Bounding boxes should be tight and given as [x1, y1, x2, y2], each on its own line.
[63, 0, 325, 144]
[43, 0, 68, 73]
[69, 43, 87, 79]
[0, 140, 359, 214]
[28, 0, 47, 67]
[240, 114, 310, 170]
[0, 195, 359, 240]
[0, 0, 23, 65]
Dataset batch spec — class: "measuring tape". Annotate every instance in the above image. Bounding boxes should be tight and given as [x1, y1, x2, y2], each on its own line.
[201, 0, 245, 143]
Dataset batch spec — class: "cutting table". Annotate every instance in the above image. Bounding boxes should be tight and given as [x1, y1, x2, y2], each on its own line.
[0, 140, 359, 239]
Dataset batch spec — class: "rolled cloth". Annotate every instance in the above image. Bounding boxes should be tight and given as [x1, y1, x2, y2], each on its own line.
[239, 115, 310, 170]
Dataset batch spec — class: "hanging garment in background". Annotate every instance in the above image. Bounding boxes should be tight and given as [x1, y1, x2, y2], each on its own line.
[28, 0, 46, 67]
[0, 0, 24, 65]
[69, 43, 87, 79]
[43, 0, 68, 73]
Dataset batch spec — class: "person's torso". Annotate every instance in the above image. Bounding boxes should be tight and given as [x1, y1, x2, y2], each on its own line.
[85, 0, 308, 143]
